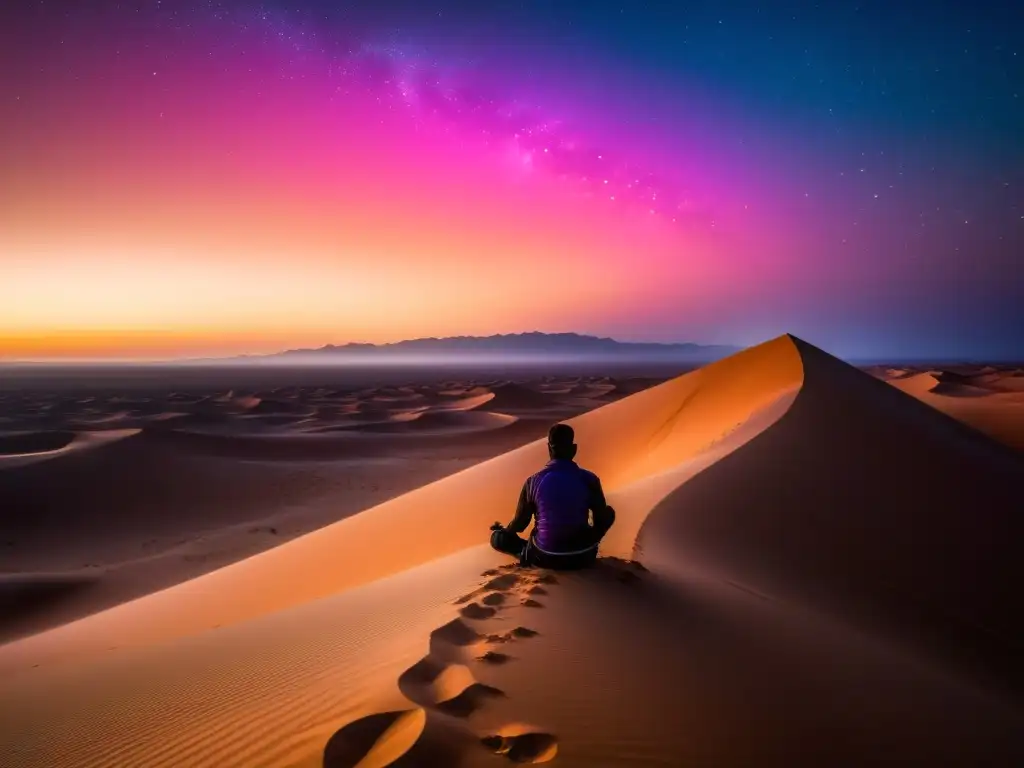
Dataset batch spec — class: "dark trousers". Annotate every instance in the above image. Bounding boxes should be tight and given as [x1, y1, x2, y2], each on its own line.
[490, 527, 600, 570]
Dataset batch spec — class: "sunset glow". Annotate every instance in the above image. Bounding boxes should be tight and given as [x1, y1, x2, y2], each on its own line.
[3, 2, 1021, 360]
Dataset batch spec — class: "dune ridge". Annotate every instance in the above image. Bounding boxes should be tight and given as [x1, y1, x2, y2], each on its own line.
[882, 368, 1024, 450]
[1, 335, 1022, 767]
[0, 429, 140, 469]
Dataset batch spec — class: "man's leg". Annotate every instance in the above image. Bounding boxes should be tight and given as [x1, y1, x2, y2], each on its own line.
[490, 527, 528, 559]
[532, 547, 596, 570]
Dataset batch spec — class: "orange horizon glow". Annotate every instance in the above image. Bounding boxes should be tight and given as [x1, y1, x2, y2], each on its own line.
[0, 7, 795, 362]
[1, 158, 733, 360]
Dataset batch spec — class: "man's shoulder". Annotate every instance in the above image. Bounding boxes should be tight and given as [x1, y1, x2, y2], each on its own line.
[522, 468, 544, 491]
[526, 465, 550, 481]
[527, 462, 600, 486]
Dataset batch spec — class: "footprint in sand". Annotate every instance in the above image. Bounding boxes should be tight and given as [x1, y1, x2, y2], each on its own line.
[435, 683, 507, 718]
[398, 655, 504, 717]
[483, 572, 523, 592]
[325, 568, 553, 766]
[428, 617, 483, 659]
[459, 602, 497, 620]
[486, 626, 540, 643]
[323, 708, 473, 768]
[323, 708, 416, 767]
[481, 731, 559, 764]
[476, 650, 513, 664]
[453, 571, 522, 608]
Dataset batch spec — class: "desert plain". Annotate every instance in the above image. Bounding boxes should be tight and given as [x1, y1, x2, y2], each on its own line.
[1, 335, 1023, 766]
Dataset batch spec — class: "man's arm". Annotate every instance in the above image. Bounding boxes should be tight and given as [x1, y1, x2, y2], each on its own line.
[505, 479, 535, 533]
[588, 475, 615, 539]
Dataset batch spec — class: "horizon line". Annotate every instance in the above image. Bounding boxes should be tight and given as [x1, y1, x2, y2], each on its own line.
[0, 331, 742, 365]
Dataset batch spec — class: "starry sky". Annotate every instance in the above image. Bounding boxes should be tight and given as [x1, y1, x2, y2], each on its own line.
[1, 0, 1022, 361]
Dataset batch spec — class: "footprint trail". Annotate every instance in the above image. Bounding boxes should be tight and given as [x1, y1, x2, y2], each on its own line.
[325, 563, 559, 766]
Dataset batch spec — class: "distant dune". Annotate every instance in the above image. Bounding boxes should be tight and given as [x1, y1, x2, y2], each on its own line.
[0, 431, 76, 456]
[483, 382, 556, 411]
[874, 365, 1024, 450]
[1, 335, 1021, 767]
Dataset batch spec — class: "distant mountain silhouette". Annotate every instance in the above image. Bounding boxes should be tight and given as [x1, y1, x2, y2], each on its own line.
[246, 333, 740, 362]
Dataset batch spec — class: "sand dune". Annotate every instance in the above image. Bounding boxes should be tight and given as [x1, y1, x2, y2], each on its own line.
[247, 398, 318, 416]
[0, 431, 76, 456]
[484, 382, 558, 411]
[898, 370, 999, 398]
[0, 429, 139, 469]
[1, 337, 1022, 767]
[429, 392, 497, 412]
[356, 410, 518, 435]
[640, 338, 1024, 694]
[0, 371, 639, 639]
[0, 425, 539, 641]
[978, 373, 1024, 392]
[884, 368, 1024, 450]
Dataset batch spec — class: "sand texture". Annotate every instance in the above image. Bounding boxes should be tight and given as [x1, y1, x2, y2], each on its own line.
[869, 365, 1024, 450]
[1, 336, 1022, 766]
[0, 372, 638, 641]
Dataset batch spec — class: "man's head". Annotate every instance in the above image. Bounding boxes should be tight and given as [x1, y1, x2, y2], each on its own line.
[547, 423, 577, 461]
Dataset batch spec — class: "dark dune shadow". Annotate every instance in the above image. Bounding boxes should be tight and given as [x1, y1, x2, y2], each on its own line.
[0, 573, 99, 642]
[637, 337, 1024, 699]
[0, 431, 75, 455]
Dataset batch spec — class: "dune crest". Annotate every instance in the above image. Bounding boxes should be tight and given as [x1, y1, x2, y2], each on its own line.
[0, 429, 140, 469]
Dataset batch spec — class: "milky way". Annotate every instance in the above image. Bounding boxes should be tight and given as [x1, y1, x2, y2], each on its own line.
[156, 2, 716, 228]
[345, 44, 711, 225]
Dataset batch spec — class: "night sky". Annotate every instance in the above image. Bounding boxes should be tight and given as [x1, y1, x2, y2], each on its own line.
[2, 0, 1022, 360]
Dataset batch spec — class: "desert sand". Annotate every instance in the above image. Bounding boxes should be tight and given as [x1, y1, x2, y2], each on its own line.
[869, 364, 1024, 450]
[1, 336, 1022, 767]
[0, 369, 642, 642]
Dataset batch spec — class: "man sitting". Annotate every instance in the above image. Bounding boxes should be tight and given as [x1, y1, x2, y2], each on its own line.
[490, 423, 615, 569]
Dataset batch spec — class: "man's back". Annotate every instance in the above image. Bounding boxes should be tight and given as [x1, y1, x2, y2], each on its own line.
[527, 459, 602, 552]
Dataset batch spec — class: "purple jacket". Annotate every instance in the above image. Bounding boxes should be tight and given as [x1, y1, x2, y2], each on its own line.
[506, 459, 610, 553]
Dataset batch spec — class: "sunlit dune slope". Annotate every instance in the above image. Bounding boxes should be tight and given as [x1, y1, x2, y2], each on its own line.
[0, 336, 802, 669]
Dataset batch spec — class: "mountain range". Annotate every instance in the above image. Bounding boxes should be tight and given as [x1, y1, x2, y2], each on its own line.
[245, 332, 740, 362]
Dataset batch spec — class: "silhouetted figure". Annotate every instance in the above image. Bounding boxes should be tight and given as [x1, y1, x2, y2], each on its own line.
[490, 423, 615, 569]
